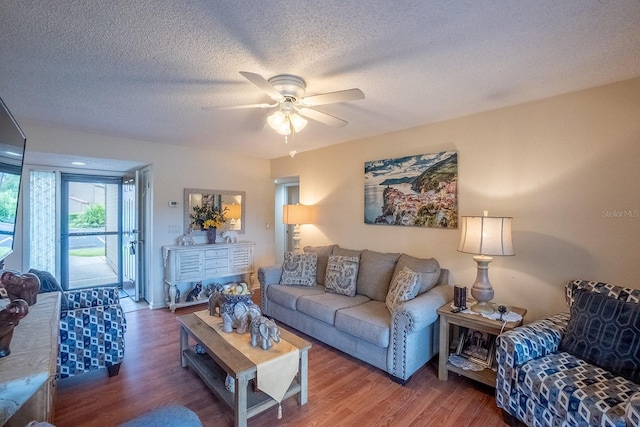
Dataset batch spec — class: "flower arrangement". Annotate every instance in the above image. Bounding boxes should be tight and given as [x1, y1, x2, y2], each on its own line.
[190, 204, 228, 230]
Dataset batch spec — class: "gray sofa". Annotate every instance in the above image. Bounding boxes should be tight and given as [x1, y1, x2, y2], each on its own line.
[258, 245, 452, 383]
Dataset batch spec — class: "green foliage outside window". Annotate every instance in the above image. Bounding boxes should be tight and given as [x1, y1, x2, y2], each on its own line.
[71, 203, 106, 228]
[0, 173, 19, 223]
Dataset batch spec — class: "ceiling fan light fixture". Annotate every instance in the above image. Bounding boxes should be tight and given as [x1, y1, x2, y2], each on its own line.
[290, 113, 308, 132]
[267, 110, 307, 136]
[267, 110, 290, 135]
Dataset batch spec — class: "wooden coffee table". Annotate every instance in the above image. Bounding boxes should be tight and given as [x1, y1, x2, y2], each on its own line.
[177, 313, 311, 427]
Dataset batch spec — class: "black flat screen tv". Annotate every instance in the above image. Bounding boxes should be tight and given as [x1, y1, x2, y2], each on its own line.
[0, 97, 26, 266]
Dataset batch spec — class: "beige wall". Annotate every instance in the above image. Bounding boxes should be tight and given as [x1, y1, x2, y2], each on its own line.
[270, 77, 640, 322]
[8, 125, 274, 308]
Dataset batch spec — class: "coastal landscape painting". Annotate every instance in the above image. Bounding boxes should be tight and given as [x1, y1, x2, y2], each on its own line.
[364, 151, 458, 228]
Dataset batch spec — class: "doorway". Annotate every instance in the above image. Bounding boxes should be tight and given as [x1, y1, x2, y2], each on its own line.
[274, 178, 299, 264]
[60, 174, 123, 290]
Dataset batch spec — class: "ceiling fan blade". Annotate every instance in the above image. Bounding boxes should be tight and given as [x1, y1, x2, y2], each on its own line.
[301, 88, 365, 106]
[202, 103, 275, 111]
[299, 107, 348, 127]
[239, 71, 285, 102]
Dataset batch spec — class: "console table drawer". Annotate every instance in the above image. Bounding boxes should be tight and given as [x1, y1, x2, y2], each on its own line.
[205, 248, 229, 258]
[205, 257, 229, 268]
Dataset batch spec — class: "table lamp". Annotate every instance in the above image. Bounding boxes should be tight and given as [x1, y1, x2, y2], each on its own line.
[457, 211, 514, 314]
[223, 203, 242, 229]
[282, 204, 316, 253]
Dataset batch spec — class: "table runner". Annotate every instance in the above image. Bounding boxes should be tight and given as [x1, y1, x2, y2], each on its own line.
[194, 310, 299, 417]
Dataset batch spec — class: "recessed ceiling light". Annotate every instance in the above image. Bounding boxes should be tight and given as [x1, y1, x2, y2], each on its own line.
[71, 161, 86, 166]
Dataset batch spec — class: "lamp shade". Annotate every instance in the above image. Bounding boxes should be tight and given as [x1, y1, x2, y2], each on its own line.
[223, 203, 241, 220]
[282, 204, 315, 225]
[458, 216, 514, 256]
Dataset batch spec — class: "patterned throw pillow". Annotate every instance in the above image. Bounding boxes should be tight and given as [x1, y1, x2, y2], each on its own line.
[280, 252, 318, 286]
[325, 255, 359, 297]
[385, 266, 420, 313]
[303, 245, 337, 285]
[559, 289, 640, 382]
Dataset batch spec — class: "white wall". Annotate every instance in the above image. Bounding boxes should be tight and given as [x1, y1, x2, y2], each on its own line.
[270, 77, 640, 322]
[6, 125, 275, 308]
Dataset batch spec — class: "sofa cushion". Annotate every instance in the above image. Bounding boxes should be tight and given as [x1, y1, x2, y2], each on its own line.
[516, 351, 639, 425]
[559, 289, 640, 383]
[266, 284, 325, 311]
[303, 245, 337, 285]
[385, 266, 420, 313]
[335, 301, 391, 347]
[392, 254, 441, 295]
[280, 252, 317, 286]
[325, 255, 359, 297]
[297, 292, 370, 325]
[356, 249, 400, 301]
[332, 247, 362, 259]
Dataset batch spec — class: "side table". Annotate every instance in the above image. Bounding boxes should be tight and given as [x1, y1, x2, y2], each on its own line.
[437, 301, 526, 387]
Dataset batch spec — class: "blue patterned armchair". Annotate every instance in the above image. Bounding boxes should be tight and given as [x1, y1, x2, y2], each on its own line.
[58, 287, 127, 378]
[496, 280, 640, 427]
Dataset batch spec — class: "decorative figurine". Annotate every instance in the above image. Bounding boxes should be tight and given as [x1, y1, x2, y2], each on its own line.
[174, 288, 181, 304]
[250, 316, 281, 350]
[221, 230, 239, 243]
[207, 284, 225, 316]
[185, 282, 203, 302]
[1, 271, 41, 306]
[0, 299, 29, 357]
[176, 234, 195, 246]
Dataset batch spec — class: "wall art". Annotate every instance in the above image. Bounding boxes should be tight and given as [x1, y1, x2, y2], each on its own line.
[364, 150, 458, 228]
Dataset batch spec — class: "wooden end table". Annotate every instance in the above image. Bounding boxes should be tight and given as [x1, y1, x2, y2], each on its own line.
[177, 313, 311, 427]
[437, 301, 526, 387]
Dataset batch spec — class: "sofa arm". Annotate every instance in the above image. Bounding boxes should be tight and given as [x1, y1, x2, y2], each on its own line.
[393, 284, 453, 332]
[388, 284, 453, 381]
[497, 312, 569, 367]
[495, 312, 569, 411]
[258, 265, 282, 315]
[63, 287, 121, 309]
[626, 392, 640, 427]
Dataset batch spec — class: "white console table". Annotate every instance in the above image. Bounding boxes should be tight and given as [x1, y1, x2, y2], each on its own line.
[162, 242, 255, 312]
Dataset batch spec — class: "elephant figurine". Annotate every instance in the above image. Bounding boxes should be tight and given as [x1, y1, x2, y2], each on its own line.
[250, 316, 281, 350]
[221, 300, 261, 334]
[207, 284, 225, 316]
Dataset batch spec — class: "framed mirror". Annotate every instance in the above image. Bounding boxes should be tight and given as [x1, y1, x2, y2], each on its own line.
[184, 188, 245, 235]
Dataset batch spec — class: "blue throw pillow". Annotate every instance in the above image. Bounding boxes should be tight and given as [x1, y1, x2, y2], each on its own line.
[559, 289, 640, 382]
[30, 268, 69, 311]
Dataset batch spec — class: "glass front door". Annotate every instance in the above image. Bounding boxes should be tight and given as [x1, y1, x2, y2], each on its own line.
[61, 174, 122, 290]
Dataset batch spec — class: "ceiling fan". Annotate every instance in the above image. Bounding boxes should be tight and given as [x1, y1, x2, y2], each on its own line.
[203, 71, 365, 135]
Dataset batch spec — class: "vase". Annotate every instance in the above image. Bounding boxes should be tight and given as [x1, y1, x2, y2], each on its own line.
[206, 227, 217, 244]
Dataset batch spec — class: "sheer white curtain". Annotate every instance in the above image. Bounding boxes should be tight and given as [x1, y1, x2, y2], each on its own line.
[29, 169, 56, 274]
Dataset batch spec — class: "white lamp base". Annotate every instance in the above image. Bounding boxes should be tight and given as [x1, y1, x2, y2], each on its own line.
[292, 224, 302, 254]
[470, 255, 496, 314]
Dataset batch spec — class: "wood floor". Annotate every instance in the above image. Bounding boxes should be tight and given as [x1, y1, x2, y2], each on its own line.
[54, 303, 508, 427]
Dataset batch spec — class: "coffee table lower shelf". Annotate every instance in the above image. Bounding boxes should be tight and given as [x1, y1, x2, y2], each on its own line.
[182, 349, 301, 419]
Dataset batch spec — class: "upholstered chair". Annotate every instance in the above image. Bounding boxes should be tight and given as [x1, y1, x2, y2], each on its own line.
[31, 269, 127, 379]
[496, 280, 640, 427]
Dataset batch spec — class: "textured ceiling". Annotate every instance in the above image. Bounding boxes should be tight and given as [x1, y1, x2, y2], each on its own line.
[1, 1, 640, 161]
